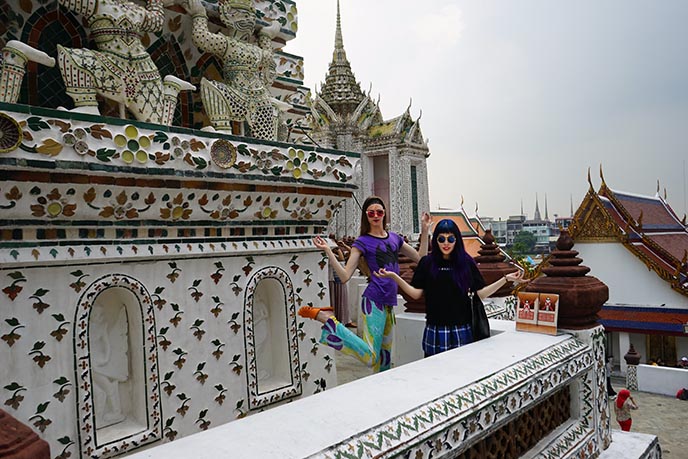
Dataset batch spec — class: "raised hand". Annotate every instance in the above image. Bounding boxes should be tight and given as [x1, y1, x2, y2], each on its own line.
[421, 212, 432, 233]
[313, 236, 330, 251]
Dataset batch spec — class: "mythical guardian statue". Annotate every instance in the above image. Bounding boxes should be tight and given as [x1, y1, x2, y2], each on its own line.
[56, 0, 194, 124]
[186, 0, 282, 139]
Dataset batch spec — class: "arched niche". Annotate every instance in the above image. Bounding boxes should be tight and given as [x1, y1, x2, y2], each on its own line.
[245, 267, 302, 410]
[74, 274, 161, 458]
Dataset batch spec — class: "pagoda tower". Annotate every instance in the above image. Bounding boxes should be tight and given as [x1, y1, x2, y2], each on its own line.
[310, 0, 431, 238]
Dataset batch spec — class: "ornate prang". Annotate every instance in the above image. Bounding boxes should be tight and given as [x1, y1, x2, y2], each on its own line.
[525, 229, 609, 328]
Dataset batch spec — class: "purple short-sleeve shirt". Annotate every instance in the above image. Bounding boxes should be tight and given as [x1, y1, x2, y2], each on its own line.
[352, 232, 404, 305]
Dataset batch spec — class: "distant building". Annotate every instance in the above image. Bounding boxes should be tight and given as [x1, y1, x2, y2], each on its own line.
[506, 214, 526, 247]
[520, 195, 560, 253]
[482, 217, 507, 245]
[570, 172, 688, 372]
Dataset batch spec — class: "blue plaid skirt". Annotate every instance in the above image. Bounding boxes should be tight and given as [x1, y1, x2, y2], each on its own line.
[423, 324, 473, 357]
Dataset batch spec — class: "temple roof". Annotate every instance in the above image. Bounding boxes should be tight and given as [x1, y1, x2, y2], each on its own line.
[317, 0, 366, 118]
[570, 170, 688, 296]
[599, 304, 688, 336]
[430, 207, 489, 258]
[366, 108, 427, 147]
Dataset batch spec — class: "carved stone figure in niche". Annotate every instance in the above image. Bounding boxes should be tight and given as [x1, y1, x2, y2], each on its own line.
[0, 41, 55, 104]
[90, 301, 129, 428]
[186, 0, 282, 139]
[253, 288, 271, 381]
[56, 0, 194, 124]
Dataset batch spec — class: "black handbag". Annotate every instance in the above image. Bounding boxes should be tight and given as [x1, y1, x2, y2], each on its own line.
[469, 291, 490, 341]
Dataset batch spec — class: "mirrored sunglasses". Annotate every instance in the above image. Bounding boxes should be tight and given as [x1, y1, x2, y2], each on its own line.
[437, 235, 456, 244]
[366, 209, 385, 217]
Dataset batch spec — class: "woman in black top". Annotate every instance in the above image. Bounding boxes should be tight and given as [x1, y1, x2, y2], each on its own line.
[376, 219, 522, 356]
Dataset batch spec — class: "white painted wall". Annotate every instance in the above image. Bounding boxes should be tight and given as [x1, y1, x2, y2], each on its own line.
[575, 242, 688, 309]
[636, 364, 688, 396]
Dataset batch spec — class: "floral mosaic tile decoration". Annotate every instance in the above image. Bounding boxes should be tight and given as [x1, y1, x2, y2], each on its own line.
[1, 245, 338, 458]
[0, 100, 351, 457]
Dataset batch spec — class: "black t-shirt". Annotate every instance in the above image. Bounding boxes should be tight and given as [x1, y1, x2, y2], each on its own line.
[411, 256, 486, 326]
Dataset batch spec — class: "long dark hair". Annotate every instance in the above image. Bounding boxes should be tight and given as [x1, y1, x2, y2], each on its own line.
[430, 219, 475, 292]
[359, 196, 388, 236]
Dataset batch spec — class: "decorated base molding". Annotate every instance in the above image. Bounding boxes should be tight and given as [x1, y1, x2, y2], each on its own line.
[124, 323, 633, 459]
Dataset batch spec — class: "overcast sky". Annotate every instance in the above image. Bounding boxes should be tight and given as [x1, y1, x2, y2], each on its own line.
[289, 0, 688, 220]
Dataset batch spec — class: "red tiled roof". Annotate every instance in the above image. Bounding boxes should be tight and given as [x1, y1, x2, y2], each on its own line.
[645, 234, 688, 261]
[599, 305, 688, 336]
[430, 210, 478, 236]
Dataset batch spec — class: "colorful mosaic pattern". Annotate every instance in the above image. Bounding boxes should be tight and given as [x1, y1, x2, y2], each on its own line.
[0, 108, 355, 186]
[0, 248, 336, 457]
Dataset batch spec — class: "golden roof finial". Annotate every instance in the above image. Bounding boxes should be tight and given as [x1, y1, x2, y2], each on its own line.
[460, 194, 464, 207]
[599, 164, 606, 187]
[637, 210, 643, 229]
[587, 167, 594, 191]
[657, 179, 660, 194]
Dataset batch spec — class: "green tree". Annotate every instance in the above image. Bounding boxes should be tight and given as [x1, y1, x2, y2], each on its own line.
[511, 230, 537, 255]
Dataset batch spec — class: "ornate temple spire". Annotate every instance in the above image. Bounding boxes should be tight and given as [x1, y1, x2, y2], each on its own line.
[334, 0, 345, 60]
[318, 0, 366, 118]
[544, 194, 549, 221]
[534, 193, 541, 221]
[570, 194, 574, 217]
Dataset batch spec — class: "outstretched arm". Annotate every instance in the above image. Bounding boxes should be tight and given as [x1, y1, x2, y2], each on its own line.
[313, 236, 361, 283]
[477, 270, 523, 300]
[374, 268, 424, 300]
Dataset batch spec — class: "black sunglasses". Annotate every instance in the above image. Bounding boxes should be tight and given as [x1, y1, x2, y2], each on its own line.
[437, 235, 456, 244]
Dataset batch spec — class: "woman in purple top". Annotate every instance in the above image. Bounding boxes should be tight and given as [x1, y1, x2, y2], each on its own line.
[301, 196, 431, 372]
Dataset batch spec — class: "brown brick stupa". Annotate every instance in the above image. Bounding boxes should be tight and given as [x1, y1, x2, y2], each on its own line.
[474, 229, 519, 297]
[0, 409, 50, 459]
[524, 229, 608, 328]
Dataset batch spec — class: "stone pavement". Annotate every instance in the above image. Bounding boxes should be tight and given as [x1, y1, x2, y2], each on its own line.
[334, 354, 688, 458]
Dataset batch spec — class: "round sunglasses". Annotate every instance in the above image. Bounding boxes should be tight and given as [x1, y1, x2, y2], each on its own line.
[437, 235, 456, 244]
[366, 209, 385, 217]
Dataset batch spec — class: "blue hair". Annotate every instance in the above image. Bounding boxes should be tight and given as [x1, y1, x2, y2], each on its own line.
[430, 219, 475, 292]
